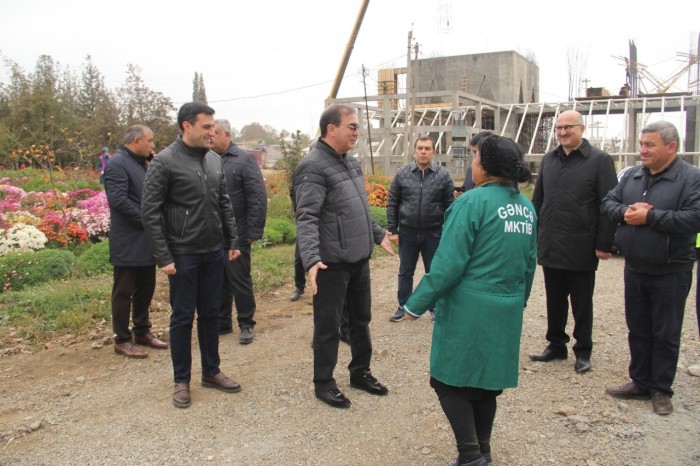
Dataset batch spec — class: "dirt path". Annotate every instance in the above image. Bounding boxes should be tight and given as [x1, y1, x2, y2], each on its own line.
[1, 255, 699, 465]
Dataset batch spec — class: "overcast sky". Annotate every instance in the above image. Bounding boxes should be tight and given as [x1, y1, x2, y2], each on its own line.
[1, 0, 698, 136]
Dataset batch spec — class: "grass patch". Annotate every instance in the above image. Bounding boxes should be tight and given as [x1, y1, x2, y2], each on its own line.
[252, 244, 295, 293]
[0, 275, 111, 349]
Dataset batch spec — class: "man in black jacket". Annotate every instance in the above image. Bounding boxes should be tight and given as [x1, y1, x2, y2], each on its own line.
[530, 110, 618, 374]
[601, 121, 700, 415]
[105, 125, 167, 359]
[142, 102, 242, 409]
[295, 104, 394, 408]
[386, 136, 454, 322]
[211, 119, 267, 344]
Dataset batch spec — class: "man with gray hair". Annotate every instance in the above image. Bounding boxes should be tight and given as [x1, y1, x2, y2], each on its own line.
[105, 124, 168, 358]
[211, 119, 267, 344]
[601, 121, 700, 415]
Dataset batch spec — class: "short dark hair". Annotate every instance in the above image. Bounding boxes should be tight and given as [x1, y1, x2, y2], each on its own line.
[470, 130, 493, 147]
[319, 104, 357, 138]
[414, 136, 434, 150]
[177, 102, 215, 132]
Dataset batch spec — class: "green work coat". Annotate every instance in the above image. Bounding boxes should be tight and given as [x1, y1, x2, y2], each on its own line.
[405, 182, 537, 390]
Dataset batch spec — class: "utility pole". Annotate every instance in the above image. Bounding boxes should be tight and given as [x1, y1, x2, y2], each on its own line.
[361, 64, 375, 174]
[404, 29, 416, 163]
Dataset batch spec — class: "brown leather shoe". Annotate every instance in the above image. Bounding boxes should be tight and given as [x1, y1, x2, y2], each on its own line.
[134, 332, 169, 349]
[605, 382, 650, 400]
[173, 383, 191, 408]
[114, 342, 147, 359]
[201, 372, 241, 393]
[651, 392, 673, 415]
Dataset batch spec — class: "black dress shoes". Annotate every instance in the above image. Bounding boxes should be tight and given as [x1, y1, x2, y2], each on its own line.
[574, 357, 592, 374]
[350, 371, 389, 396]
[315, 387, 351, 408]
[529, 347, 567, 362]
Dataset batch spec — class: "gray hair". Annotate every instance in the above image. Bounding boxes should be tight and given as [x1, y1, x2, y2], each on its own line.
[215, 119, 232, 134]
[641, 121, 679, 145]
[124, 125, 150, 144]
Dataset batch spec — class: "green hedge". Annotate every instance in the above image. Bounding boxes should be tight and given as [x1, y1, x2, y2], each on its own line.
[76, 240, 112, 277]
[370, 206, 387, 229]
[0, 249, 76, 293]
[263, 218, 296, 246]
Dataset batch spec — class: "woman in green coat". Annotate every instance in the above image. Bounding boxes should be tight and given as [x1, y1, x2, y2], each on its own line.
[405, 135, 537, 466]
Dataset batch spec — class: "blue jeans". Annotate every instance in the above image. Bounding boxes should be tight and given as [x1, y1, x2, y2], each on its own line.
[624, 267, 691, 396]
[168, 250, 225, 384]
[397, 228, 441, 307]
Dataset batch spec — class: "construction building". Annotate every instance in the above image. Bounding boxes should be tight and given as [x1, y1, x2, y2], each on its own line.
[329, 49, 700, 179]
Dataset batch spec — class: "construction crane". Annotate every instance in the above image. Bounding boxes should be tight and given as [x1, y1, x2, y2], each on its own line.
[328, 0, 370, 99]
[616, 35, 700, 95]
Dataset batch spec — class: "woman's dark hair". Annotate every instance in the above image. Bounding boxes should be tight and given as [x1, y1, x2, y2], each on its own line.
[477, 135, 531, 185]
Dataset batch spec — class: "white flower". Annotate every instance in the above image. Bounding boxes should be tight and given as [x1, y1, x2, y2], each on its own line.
[0, 223, 48, 255]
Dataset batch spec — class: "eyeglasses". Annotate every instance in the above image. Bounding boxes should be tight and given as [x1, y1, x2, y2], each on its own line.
[344, 123, 360, 132]
[554, 124, 582, 132]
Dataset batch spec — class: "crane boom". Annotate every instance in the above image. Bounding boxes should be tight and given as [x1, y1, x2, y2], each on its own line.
[328, 0, 370, 99]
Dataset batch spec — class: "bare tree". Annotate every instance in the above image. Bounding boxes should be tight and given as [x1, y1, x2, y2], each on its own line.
[567, 46, 588, 100]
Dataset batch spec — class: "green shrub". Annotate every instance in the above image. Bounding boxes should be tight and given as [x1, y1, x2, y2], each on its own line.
[0, 249, 76, 293]
[77, 240, 112, 276]
[267, 191, 294, 221]
[263, 218, 296, 246]
[370, 206, 387, 229]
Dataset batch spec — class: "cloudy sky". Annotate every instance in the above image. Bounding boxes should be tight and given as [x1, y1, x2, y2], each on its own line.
[1, 0, 698, 136]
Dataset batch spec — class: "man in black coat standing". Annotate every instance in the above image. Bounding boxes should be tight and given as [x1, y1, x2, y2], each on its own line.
[211, 119, 267, 344]
[105, 124, 168, 358]
[530, 110, 618, 374]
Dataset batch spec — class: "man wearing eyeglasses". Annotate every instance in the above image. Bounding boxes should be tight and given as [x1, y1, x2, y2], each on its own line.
[294, 104, 395, 408]
[601, 121, 700, 415]
[529, 110, 618, 374]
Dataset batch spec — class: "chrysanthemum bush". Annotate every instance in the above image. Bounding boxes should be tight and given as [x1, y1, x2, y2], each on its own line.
[0, 183, 110, 252]
[0, 223, 48, 255]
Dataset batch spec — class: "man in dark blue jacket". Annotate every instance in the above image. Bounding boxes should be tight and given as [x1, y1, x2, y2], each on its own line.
[212, 119, 267, 344]
[105, 125, 167, 359]
[601, 121, 700, 415]
[386, 136, 454, 322]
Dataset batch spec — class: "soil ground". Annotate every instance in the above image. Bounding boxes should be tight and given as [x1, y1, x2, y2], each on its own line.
[1, 255, 699, 465]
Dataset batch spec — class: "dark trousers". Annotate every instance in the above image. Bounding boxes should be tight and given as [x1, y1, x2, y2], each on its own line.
[542, 267, 596, 357]
[431, 378, 499, 464]
[219, 246, 256, 331]
[312, 259, 372, 389]
[111, 265, 156, 343]
[397, 228, 441, 307]
[624, 267, 690, 396]
[696, 250, 700, 337]
[168, 250, 225, 384]
[294, 241, 306, 290]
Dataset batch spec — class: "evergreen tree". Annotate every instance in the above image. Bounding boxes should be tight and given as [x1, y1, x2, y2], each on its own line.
[192, 72, 208, 103]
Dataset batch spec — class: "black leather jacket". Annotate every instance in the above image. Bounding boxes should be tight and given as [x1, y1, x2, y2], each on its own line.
[386, 161, 454, 233]
[141, 136, 238, 267]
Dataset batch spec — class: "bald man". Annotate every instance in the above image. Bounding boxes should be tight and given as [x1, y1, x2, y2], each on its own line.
[529, 110, 618, 374]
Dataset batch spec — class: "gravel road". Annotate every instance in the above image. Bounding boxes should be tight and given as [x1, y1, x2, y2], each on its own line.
[1, 255, 699, 465]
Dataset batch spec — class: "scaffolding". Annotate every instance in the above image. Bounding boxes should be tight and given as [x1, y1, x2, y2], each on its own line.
[330, 92, 700, 176]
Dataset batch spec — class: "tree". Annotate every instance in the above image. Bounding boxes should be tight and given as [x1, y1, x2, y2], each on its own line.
[76, 56, 118, 151]
[118, 64, 177, 148]
[192, 72, 208, 103]
[240, 122, 268, 143]
[567, 46, 587, 101]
